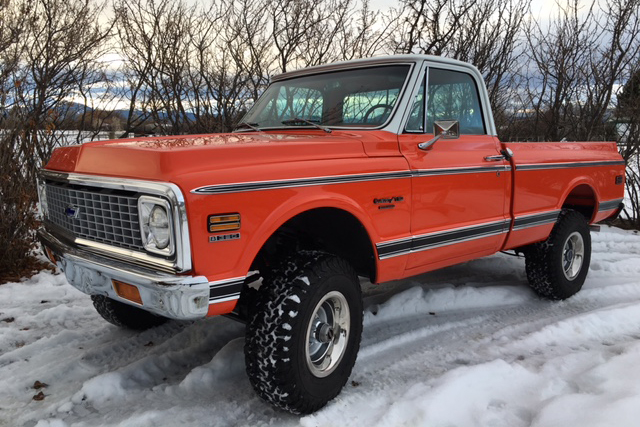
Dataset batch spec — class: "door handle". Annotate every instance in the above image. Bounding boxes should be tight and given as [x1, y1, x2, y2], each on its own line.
[484, 148, 514, 162]
[484, 155, 505, 162]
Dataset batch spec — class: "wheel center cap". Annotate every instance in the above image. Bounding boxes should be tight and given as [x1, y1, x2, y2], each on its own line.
[566, 249, 574, 261]
[316, 323, 334, 343]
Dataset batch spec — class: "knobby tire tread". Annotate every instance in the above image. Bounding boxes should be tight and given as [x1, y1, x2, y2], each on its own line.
[244, 251, 362, 414]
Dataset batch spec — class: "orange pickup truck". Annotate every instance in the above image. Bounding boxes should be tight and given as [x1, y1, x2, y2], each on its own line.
[37, 55, 625, 413]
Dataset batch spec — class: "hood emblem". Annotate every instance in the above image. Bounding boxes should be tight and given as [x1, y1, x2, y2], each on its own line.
[65, 205, 80, 219]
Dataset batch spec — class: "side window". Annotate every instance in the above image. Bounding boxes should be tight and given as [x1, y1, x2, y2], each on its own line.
[405, 76, 425, 132]
[254, 86, 323, 125]
[427, 68, 485, 135]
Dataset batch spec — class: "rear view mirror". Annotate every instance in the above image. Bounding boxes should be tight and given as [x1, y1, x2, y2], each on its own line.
[418, 120, 460, 150]
[434, 120, 460, 139]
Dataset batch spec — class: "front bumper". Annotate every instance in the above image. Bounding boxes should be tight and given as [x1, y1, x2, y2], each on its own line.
[38, 228, 211, 320]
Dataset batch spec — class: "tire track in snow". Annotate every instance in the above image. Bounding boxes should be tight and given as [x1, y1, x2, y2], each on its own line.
[3, 226, 640, 426]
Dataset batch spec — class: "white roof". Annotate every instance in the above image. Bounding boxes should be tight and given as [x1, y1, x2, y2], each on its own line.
[272, 55, 482, 82]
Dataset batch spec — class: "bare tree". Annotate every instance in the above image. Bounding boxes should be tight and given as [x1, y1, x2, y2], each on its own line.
[616, 65, 640, 226]
[294, 0, 356, 67]
[573, 0, 640, 140]
[115, 0, 258, 134]
[335, 0, 397, 61]
[225, 0, 274, 103]
[0, 0, 28, 111]
[0, 0, 33, 282]
[12, 0, 112, 163]
[115, 0, 199, 134]
[270, 0, 326, 73]
[517, 0, 640, 142]
[389, 0, 530, 132]
[0, 0, 110, 281]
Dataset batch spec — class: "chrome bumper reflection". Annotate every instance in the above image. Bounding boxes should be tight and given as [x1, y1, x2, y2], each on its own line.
[38, 228, 210, 320]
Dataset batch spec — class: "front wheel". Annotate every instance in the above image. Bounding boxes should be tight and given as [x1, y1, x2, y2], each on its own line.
[244, 251, 363, 414]
[91, 295, 168, 330]
[524, 210, 592, 300]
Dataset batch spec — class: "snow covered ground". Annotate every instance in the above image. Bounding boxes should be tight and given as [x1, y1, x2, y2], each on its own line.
[2, 225, 640, 427]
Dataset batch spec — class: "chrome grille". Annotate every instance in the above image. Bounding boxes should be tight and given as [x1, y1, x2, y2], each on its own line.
[45, 182, 144, 251]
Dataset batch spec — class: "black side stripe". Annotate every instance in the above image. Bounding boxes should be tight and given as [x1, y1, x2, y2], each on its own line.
[517, 160, 625, 171]
[209, 277, 246, 303]
[377, 220, 509, 259]
[377, 238, 413, 258]
[192, 171, 412, 195]
[412, 221, 506, 250]
[512, 210, 561, 231]
[599, 198, 624, 212]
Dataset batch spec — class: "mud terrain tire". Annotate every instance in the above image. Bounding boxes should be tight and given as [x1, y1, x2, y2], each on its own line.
[244, 251, 363, 414]
[525, 210, 591, 300]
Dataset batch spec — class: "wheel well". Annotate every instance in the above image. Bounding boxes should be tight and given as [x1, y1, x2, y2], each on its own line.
[562, 184, 596, 222]
[251, 208, 377, 282]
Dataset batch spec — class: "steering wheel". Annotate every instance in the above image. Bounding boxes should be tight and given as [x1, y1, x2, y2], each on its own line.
[363, 104, 393, 124]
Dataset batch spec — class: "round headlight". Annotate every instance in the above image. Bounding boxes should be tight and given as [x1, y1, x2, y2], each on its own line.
[149, 205, 170, 249]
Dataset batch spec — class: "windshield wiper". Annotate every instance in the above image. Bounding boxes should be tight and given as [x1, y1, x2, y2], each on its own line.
[234, 122, 267, 134]
[281, 117, 332, 133]
[234, 121, 274, 139]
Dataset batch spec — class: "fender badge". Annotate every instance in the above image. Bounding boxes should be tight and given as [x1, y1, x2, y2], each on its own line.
[209, 233, 241, 243]
[374, 196, 404, 204]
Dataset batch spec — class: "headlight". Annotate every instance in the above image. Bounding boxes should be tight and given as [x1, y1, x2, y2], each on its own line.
[149, 205, 170, 249]
[138, 196, 174, 256]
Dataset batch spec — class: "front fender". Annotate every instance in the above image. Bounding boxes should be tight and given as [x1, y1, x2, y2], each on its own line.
[241, 192, 381, 273]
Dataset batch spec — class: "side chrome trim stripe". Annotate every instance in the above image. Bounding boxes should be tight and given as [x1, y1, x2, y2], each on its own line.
[377, 219, 509, 260]
[191, 166, 512, 195]
[599, 198, 624, 212]
[512, 210, 561, 231]
[209, 276, 246, 303]
[413, 165, 511, 177]
[192, 171, 412, 195]
[517, 160, 625, 171]
[191, 160, 623, 195]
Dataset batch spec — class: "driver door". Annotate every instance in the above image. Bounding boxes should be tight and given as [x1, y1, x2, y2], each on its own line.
[398, 66, 511, 274]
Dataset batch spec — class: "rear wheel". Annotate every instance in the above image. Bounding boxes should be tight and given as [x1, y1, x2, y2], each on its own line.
[244, 251, 363, 414]
[91, 295, 168, 330]
[525, 210, 591, 300]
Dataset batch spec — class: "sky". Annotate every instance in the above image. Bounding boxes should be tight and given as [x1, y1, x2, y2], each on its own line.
[87, 0, 592, 112]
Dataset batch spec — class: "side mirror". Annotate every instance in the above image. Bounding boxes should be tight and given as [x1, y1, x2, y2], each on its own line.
[418, 120, 460, 150]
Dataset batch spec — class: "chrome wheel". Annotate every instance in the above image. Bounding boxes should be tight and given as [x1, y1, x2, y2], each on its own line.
[305, 291, 350, 378]
[562, 231, 585, 281]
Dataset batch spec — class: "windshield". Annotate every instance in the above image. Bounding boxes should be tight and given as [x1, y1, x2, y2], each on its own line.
[241, 65, 411, 129]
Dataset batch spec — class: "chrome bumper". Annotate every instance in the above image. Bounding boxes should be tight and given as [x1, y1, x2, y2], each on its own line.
[38, 228, 210, 320]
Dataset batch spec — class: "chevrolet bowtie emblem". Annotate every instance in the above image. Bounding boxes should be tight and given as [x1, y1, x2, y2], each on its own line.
[65, 205, 80, 219]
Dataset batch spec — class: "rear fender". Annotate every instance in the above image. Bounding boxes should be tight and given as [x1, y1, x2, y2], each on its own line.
[558, 178, 599, 223]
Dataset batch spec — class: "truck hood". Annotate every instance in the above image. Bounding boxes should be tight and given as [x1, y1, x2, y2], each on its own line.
[45, 131, 368, 181]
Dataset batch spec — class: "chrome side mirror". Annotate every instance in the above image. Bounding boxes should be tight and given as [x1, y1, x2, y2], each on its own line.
[418, 120, 460, 150]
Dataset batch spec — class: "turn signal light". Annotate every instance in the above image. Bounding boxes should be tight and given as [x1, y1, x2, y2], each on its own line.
[112, 280, 143, 305]
[208, 213, 240, 232]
